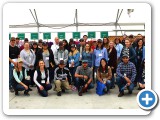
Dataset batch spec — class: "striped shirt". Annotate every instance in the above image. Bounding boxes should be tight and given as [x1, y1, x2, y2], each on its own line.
[116, 61, 136, 82]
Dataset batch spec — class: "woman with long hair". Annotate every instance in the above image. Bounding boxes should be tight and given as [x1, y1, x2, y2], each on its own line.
[108, 41, 117, 89]
[82, 43, 93, 68]
[96, 58, 112, 96]
[33, 60, 52, 97]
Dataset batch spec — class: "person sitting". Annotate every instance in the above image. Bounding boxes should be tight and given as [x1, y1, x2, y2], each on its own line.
[12, 58, 30, 96]
[116, 54, 136, 97]
[75, 60, 94, 96]
[96, 58, 112, 96]
[54, 60, 72, 96]
[33, 60, 52, 97]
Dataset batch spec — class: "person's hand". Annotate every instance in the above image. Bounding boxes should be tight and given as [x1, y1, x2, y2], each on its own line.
[83, 76, 88, 80]
[111, 67, 114, 69]
[127, 82, 131, 86]
[24, 85, 28, 90]
[124, 77, 131, 83]
[46, 81, 49, 84]
[66, 78, 68, 81]
[85, 84, 88, 88]
[91, 67, 93, 70]
[39, 85, 44, 90]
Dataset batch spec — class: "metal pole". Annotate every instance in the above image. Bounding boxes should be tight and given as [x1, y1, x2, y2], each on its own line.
[115, 9, 119, 36]
[75, 9, 78, 32]
[34, 9, 40, 40]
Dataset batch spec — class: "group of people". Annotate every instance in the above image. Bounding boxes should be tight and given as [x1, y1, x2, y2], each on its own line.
[9, 34, 145, 97]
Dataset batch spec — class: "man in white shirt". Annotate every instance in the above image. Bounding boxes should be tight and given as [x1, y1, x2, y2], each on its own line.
[51, 37, 59, 54]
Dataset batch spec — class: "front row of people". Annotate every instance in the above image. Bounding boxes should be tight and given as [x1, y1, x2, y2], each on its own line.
[12, 55, 145, 97]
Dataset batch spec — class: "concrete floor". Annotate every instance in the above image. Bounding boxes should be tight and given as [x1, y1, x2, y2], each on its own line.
[9, 84, 140, 109]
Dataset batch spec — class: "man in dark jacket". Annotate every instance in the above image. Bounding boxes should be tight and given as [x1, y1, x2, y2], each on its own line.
[54, 60, 72, 96]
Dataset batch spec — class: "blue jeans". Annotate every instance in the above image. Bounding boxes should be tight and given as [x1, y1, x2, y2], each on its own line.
[75, 78, 94, 90]
[69, 67, 77, 85]
[116, 77, 134, 93]
[37, 84, 52, 97]
[9, 64, 13, 89]
[14, 80, 31, 91]
[105, 80, 111, 91]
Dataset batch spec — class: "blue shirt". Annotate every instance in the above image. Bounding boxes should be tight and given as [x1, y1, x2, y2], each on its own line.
[82, 51, 93, 67]
[116, 61, 136, 82]
[115, 43, 123, 58]
[93, 47, 108, 67]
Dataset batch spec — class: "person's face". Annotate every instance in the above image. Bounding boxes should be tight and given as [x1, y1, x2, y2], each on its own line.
[103, 38, 108, 43]
[39, 61, 45, 68]
[80, 41, 85, 45]
[71, 47, 75, 51]
[83, 36, 88, 41]
[33, 44, 37, 48]
[115, 39, 119, 44]
[122, 57, 129, 64]
[109, 42, 114, 48]
[10, 39, 16, 45]
[82, 62, 88, 68]
[24, 43, 29, 50]
[18, 62, 23, 68]
[125, 40, 131, 47]
[63, 41, 67, 46]
[39, 43, 42, 47]
[85, 44, 90, 51]
[137, 35, 143, 39]
[59, 64, 65, 68]
[55, 37, 59, 44]
[16, 39, 19, 44]
[101, 60, 106, 67]
[42, 45, 48, 50]
[138, 40, 143, 46]
[98, 42, 102, 47]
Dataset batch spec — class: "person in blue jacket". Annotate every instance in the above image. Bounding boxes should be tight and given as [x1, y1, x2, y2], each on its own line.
[68, 44, 80, 86]
[82, 43, 93, 68]
[93, 39, 108, 83]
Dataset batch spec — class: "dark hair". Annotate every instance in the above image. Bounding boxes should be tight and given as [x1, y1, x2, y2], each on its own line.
[98, 58, 108, 73]
[63, 39, 69, 50]
[114, 37, 121, 44]
[103, 37, 109, 44]
[136, 39, 144, 48]
[83, 35, 88, 38]
[96, 39, 104, 49]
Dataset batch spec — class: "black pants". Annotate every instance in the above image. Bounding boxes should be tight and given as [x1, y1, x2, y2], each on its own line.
[37, 84, 52, 97]
[27, 69, 35, 86]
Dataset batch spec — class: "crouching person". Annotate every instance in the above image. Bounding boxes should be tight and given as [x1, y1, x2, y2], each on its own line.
[116, 54, 136, 97]
[54, 60, 71, 96]
[96, 58, 112, 96]
[34, 60, 52, 97]
[12, 58, 30, 96]
[75, 60, 94, 96]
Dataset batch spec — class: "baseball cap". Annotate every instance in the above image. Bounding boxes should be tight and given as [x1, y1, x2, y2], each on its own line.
[122, 54, 129, 58]
[97, 39, 103, 43]
[18, 58, 23, 63]
[71, 44, 76, 48]
[42, 42, 48, 46]
[79, 38, 84, 42]
[82, 60, 88, 63]
[59, 60, 65, 65]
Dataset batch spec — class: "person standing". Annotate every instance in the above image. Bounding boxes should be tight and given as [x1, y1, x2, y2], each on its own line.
[108, 41, 117, 89]
[54, 41, 68, 67]
[20, 42, 36, 91]
[9, 37, 20, 92]
[36, 42, 55, 83]
[51, 37, 59, 54]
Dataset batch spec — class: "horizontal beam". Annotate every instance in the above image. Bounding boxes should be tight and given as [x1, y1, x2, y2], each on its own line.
[9, 22, 145, 28]
[113, 29, 145, 31]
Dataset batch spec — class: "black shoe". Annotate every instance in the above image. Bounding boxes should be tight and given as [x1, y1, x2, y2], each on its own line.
[78, 86, 83, 96]
[10, 88, 14, 93]
[24, 91, 30, 96]
[118, 92, 124, 97]
[110, 86, 115, 89]
[28, 88, 32, 91]
[103, 88, 108, 93]
[57, 92, 61, 96]
[15, 91, 19, 96]
[134, 83, 137, 87]
[62, 89, 65, 93]
[128, 91, 132, 94]
[137, 87, 142, 90]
